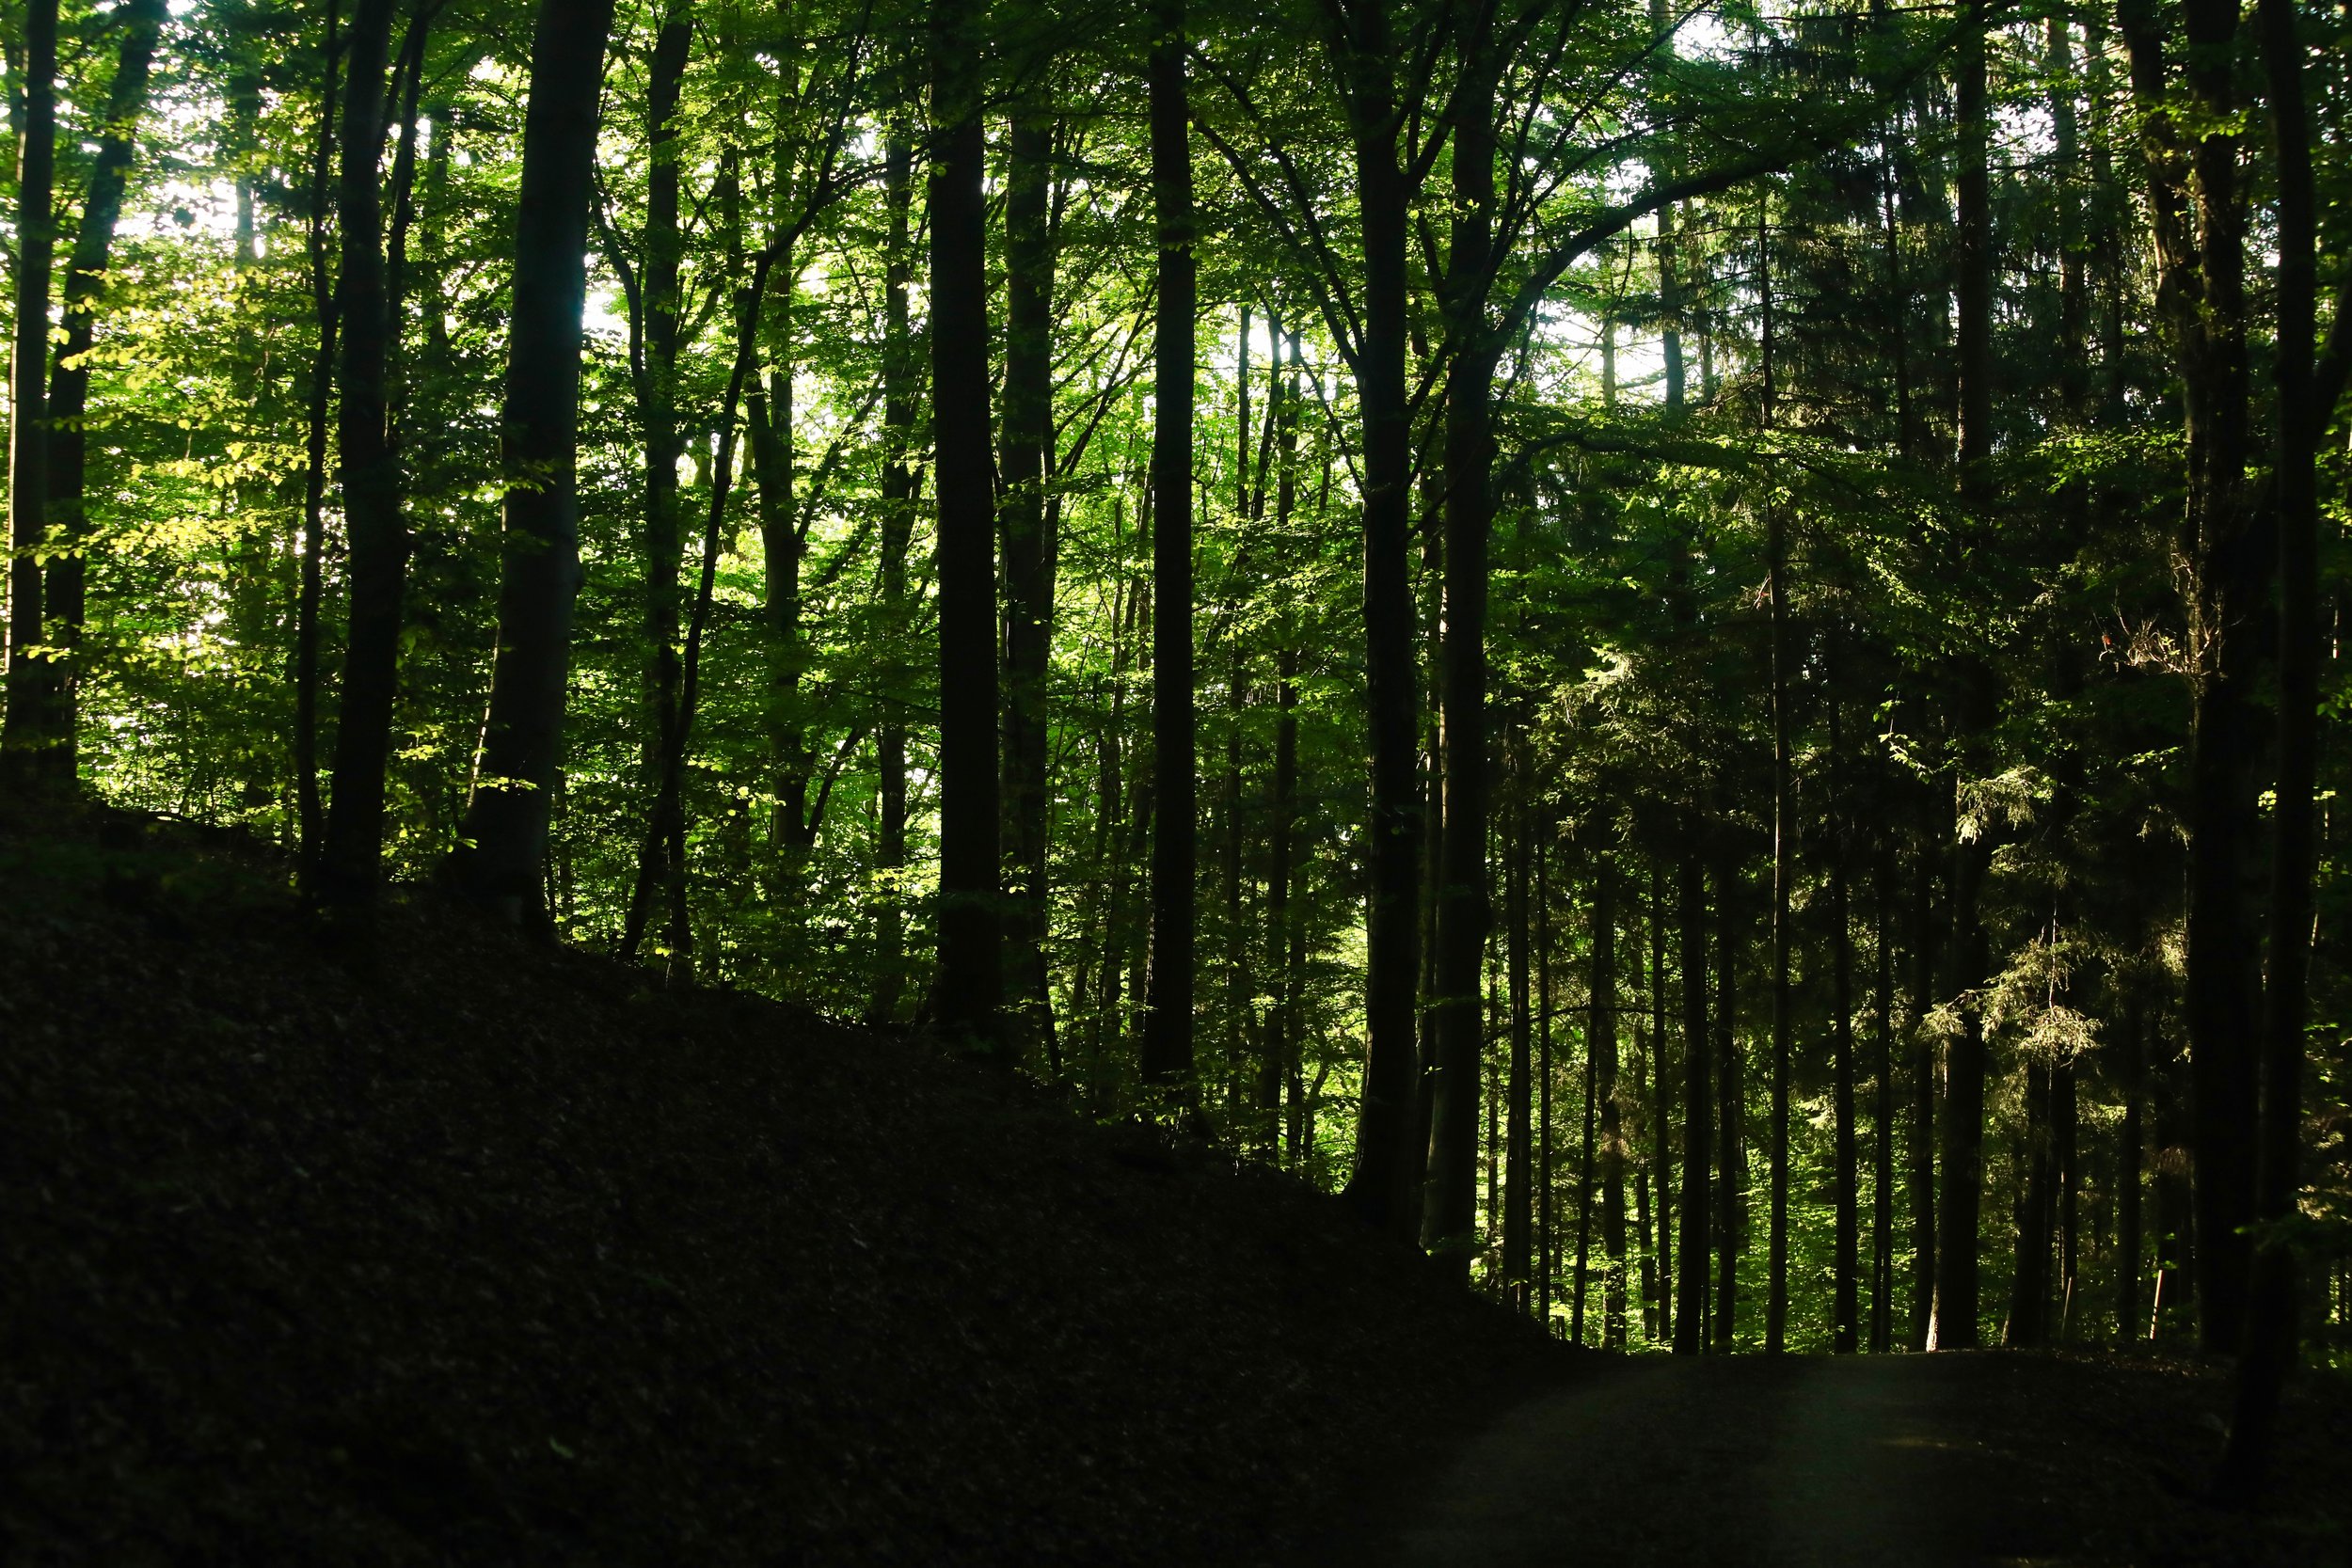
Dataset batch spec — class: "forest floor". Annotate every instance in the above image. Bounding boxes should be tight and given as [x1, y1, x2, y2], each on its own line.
[1316, 1349, 2352, 1566]
[0, 804, 1564, 1567]
[4, 805, 2348, 1566]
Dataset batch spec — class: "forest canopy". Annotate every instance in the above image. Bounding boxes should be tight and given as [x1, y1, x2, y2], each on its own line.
[0, 0, 2344, 1477]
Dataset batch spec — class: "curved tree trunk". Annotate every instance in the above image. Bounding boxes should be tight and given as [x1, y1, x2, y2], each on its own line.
[36, 0, 167, 786]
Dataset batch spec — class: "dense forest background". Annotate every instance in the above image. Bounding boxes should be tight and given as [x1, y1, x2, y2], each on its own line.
[0, 0, 2344, 1415]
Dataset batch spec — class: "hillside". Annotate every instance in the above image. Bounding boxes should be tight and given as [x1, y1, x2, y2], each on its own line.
[0, 807, 1565, 1566]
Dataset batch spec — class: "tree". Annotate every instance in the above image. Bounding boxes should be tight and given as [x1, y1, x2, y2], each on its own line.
[449, 0, 618, 924]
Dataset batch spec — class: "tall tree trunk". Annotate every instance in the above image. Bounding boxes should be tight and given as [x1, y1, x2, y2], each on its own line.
[1673, 856, 1710, 1353]
[1871, 834, 1897, 1353]
[929, 0, 1004, 1051]
[315, 0, 407, 910]
[1502, 749, 1534, 1305]
[294, 0, 343, 872]
[1002, 108, 1059, 1069]
[1537, 834, 1556, 1323]
[1831, 671, 1859, 1354]
[2118, 0, 2263, 1357]
[34, 0, 167, 785]
[2010, 1059, 2055, 1345]
[617, 7, 694, 963]
[1573, 997, 1596, 1342]
[2116, 999, 2146, 1340]
[2219, 0, 2324, 1489]
[1713, 851, 1741, 1350]
[1933, 12, 1997, 1349]
[871, 106, 915, 1023]
[449, 0, 616, 922]
[1761, 193, 1792, 1354]
[1651, 862, 1673, 1341]
[1140, 0, 1197, 1101]
[1907, 768, 1941, 1350]
[1331, 1, 1424, 1243]
[0, 0, 59, 784]
[2151, 1036, 2197, 1340]
[1425, 0, 1501, 1273]
[2057, 1060, 2079, 1338]
[1594, 845, 1626, 1348]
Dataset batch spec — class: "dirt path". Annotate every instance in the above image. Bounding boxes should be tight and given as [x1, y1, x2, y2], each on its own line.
[1320, 1354, 2106, 1567]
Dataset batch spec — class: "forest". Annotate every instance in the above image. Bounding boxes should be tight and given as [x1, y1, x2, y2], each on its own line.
[0, 0, 2347, 1538]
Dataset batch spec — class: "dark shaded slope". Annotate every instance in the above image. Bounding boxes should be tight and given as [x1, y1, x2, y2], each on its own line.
[0, 811, 1565, 1566]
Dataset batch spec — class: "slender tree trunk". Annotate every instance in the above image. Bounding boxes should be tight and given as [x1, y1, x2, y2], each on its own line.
[1831, 673, 1859, 1354]
[1762, 195, 1792, 1354]
[2116, 1000, 2146, 1340]
[1650, 863, 1673, 1341]
[2220, 0, 2323, 1489]
[1501, 751, 1534, 1304]
[1594, 846, 1626, 1347]
[2010, 1060, 2055, 1346]
[1573, 1000, 1596, 1342]
[449, 0, 616, 921]
[1714, 851, 1741, 1350]
[1425, 0, 1502, 1272]
[1334, 1, 1424, 1243]
[34, 0, 166, 785]
[2057, 1060, 2079, 1338]
[294, 0, 343, 872]
[2118, 0, 2263, 1356]
[1001, 108, 1058, 1068]
[2152, 1036, 2197, 1340]
[1674, 856, 1710, 1353]
[617, 7, 694, 962]
[315, 0, 408, 910]
[1871, 835, 1897, 1352]
[1933, 13, 1997, 1349]
[1139, 0, 1198, 1102]
[871, 109, 915, 1023]
[929, 0, 1004, 1050]
[1537, 834, 1556, 1323]
[1908, 771, 1941, 1349]
[0, 0, 59, 784]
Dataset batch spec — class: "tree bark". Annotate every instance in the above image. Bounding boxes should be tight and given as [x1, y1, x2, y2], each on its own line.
[32, 0, 167, 784]
[294, 0, 343, 873]
[1713, 850, 1741, 1351]
[0, 0, 60, 784]
[1762, 193, 1791, 1355]
[1908, 767, 1941, 1350]
[1140, 0, 1197, 1101]
[1594, 845, 1626, 1347]
[1502, 751, 1534, 1305]
[1932, 12, 1997, 1350]
[1673, 855, 1710, 1353]
[2117, 0, 2263, 1357]
[618, 8, 701, 966]
[1424, 0, 1501, 1273]
[314, 0, 408, 909]
[1871, 834, 1897, 1352]
[871, 104, 916, 1023]
[1325, 0, 1425, 1243]
[2219, 0, 2323, 1491]
[928, 0, 1004, 1051]
[1002, 108, 1059, 1069]
[449, 0, 616, 922]
[1831, 672, 1859, 1354]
